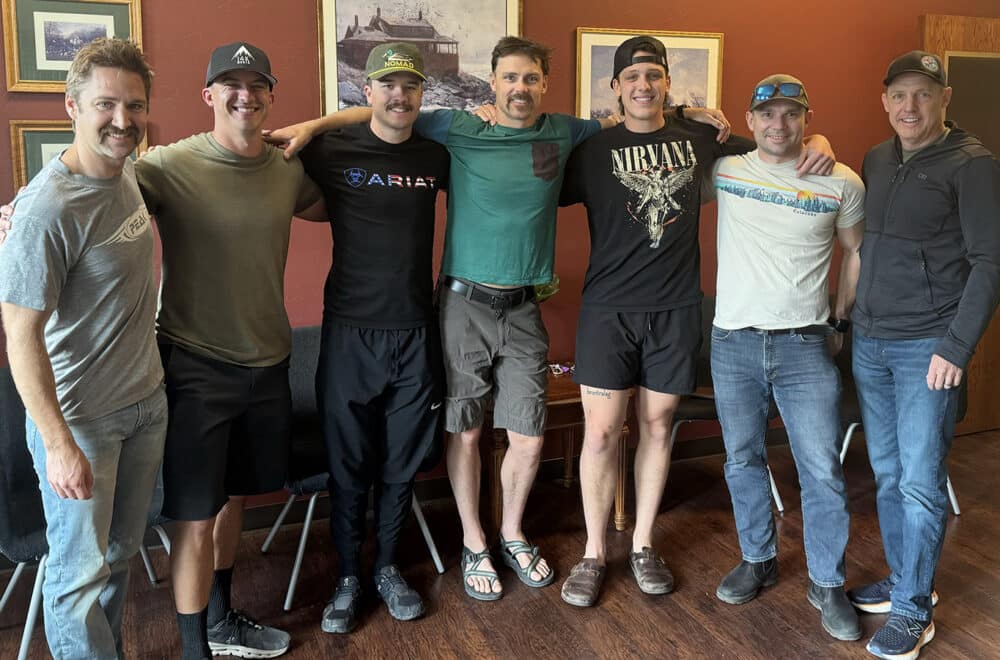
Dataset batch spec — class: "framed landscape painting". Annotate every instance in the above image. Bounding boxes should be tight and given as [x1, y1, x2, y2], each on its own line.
[576, 27, 723, 119]
[318, 0, 521, 113]
[10, 119, 147, 188]
[2, 0, 142, 93]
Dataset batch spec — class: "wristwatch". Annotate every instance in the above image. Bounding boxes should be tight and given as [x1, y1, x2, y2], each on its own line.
[674, 104, 688, 120]
[828, 316, 850, 333]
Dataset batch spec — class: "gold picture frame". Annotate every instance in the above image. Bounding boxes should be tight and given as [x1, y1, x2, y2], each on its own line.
[317, 0, 522, 114]
[10, 119, 148, 188]
[576, 27, 723, 119]
[2, 0, 142, 93]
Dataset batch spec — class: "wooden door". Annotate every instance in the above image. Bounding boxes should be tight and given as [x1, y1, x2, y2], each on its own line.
[922, 15, 1000, 435]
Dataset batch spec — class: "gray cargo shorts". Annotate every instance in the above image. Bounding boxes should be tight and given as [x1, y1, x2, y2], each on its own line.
[438, 282, 549, 436]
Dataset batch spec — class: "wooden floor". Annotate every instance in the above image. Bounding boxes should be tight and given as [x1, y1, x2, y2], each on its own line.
[3, 431, 999, 659]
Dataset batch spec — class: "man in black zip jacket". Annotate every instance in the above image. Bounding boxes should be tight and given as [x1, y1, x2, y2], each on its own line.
[847, 50, 1000, 660]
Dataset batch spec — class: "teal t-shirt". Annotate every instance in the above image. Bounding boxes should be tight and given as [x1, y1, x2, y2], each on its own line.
[416, 110, 600, 285]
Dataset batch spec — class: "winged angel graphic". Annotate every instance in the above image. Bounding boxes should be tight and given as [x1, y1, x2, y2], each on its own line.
[614, 165, 695, 248]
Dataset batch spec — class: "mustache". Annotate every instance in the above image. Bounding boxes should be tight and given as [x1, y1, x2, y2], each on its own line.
[386, 101, 413, 112]
[507, 92, 533, 104]
[101, 127, 139, 139]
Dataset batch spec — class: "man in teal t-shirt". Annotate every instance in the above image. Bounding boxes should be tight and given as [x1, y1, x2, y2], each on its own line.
[266, 36, 729, 602]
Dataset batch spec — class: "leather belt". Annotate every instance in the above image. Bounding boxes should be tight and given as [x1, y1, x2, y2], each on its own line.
[443, 276, 535, 312]
[743, 325, 831, 336]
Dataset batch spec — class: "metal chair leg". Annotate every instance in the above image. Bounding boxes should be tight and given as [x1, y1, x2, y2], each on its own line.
[767, 466, 785, 515]
[283, 492, 319, 611]
[839, 423, 860, 464]
[946, 476, 961, 515]
[0, 562, 27, 615]
[411, 494, 445, 575]
[152, 524, 171, 555]
[138, 544, 158, 584]
[18, 554, 46, 660]
[262, 493, 297, 554]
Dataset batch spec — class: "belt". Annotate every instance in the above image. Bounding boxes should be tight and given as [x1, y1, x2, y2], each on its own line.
[743, 325, 831, 336]
[443, 276, 535, 311]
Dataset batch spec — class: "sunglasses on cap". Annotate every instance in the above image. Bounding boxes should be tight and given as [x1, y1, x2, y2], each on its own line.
[753, 82, 805, 103]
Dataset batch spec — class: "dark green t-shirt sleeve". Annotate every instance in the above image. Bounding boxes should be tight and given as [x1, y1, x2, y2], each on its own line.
[414, 109, 456, 145]
[133, 154, 163, 215]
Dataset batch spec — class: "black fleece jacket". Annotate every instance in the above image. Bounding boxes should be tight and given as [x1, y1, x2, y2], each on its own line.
[853, 123, 1000, 368]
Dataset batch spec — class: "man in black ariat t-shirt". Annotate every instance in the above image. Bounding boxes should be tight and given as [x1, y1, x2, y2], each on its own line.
[295, 43, 449, 635]
[558, 36, 835, 609]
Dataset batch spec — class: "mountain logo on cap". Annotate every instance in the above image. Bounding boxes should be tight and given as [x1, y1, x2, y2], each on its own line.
[920, 55, 940, 73]
[232, 45, 254, 65]
[384, 50, 415, 69]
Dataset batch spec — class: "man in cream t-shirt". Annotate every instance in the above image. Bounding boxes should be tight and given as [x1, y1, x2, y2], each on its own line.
[708, 74, 866, 643]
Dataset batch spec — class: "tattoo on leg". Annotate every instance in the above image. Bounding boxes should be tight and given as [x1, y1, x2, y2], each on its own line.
[585, 388, 612, 399]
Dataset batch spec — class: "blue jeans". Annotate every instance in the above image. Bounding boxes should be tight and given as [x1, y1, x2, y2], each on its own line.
[711, 327, 849, 586]
[26, 386, 167, 659]
[852, 332, 957, 621]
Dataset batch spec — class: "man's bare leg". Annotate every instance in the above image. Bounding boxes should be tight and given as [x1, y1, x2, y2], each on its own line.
[446, 426, 502, 596]
[213, 496, 245, 569]
[632, 387, 680, 551]
[579, 387, 631, 563]
[171, 518, 217, 613]
[498, 430, 549, 581]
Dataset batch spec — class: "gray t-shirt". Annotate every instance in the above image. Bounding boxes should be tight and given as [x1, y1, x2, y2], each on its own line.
[0, 156, 162, 422]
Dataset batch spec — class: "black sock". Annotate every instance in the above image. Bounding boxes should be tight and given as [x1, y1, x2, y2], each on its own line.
[177, 610, 210, 660]
[206, 567, 233, 627]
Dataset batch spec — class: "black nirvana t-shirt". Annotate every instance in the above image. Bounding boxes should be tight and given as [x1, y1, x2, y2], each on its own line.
[300, 123, 449, 328]
[562, 119, 752, 311]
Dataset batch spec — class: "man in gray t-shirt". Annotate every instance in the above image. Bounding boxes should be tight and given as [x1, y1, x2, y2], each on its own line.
[0, 39, 166, 658]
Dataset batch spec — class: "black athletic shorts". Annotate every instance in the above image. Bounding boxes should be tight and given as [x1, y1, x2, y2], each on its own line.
[316, 319, 444, 488]
[574, 303, 701, 394]
[159, 343, 291, 521]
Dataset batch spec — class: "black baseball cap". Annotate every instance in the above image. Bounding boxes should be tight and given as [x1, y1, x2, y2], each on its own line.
[883, 50, 946, 87]
[205, 41, 277, 87]
[611, 36, 668, 88]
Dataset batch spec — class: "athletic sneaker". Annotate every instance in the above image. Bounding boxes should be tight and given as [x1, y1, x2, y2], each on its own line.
[374, 565, 425, 621]
[866, 613, 935, 659]
[849, 576, 939, 614]
[206, 609, 290, 658]
[322, 576, 362, 634]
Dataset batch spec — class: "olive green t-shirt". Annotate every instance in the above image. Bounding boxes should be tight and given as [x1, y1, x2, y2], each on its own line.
[136, 133, 321, 366]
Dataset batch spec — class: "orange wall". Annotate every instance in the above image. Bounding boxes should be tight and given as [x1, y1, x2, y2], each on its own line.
[3, 1, 1000, 368]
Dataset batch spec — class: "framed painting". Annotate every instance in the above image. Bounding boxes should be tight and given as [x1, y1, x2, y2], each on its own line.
[318, 0, 521, 114]
[576, 27, 723, 119]
[10, 119, 147, 188]
[2, 0, 142, 93]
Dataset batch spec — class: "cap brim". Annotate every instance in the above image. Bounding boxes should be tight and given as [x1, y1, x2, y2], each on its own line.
[206, 68, 278, 87]
[750, 97, 809, 111]
[367, 66, 427, 81]
[883, 69, 943, 86]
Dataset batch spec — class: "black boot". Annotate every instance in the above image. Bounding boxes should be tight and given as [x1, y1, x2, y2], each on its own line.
[715, 558, 778, 604]
[807, 581, 862, 641]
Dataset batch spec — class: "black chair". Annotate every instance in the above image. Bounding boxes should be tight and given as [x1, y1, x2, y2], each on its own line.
[0, 365, 47, 660]
[835, 332, 961, 515]
[668, 296, 786, 513]
[260, 326, 444, 611]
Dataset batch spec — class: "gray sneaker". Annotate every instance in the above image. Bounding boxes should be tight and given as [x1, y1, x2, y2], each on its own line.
[374, 565, 425, 621]
[322, 576, 362, 634]
[206, 609, 290, 658]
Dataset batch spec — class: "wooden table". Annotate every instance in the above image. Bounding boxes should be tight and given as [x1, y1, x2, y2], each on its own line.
[483, 372, 630, 535]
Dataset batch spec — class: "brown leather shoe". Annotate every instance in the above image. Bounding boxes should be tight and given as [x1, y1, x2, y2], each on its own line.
[560, 559, 606, 607]
[630, 547, 674, 595]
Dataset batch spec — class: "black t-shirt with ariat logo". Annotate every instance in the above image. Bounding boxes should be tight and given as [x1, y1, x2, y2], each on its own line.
[300, 123, 449, 328]
[561, 119, 751, 311]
